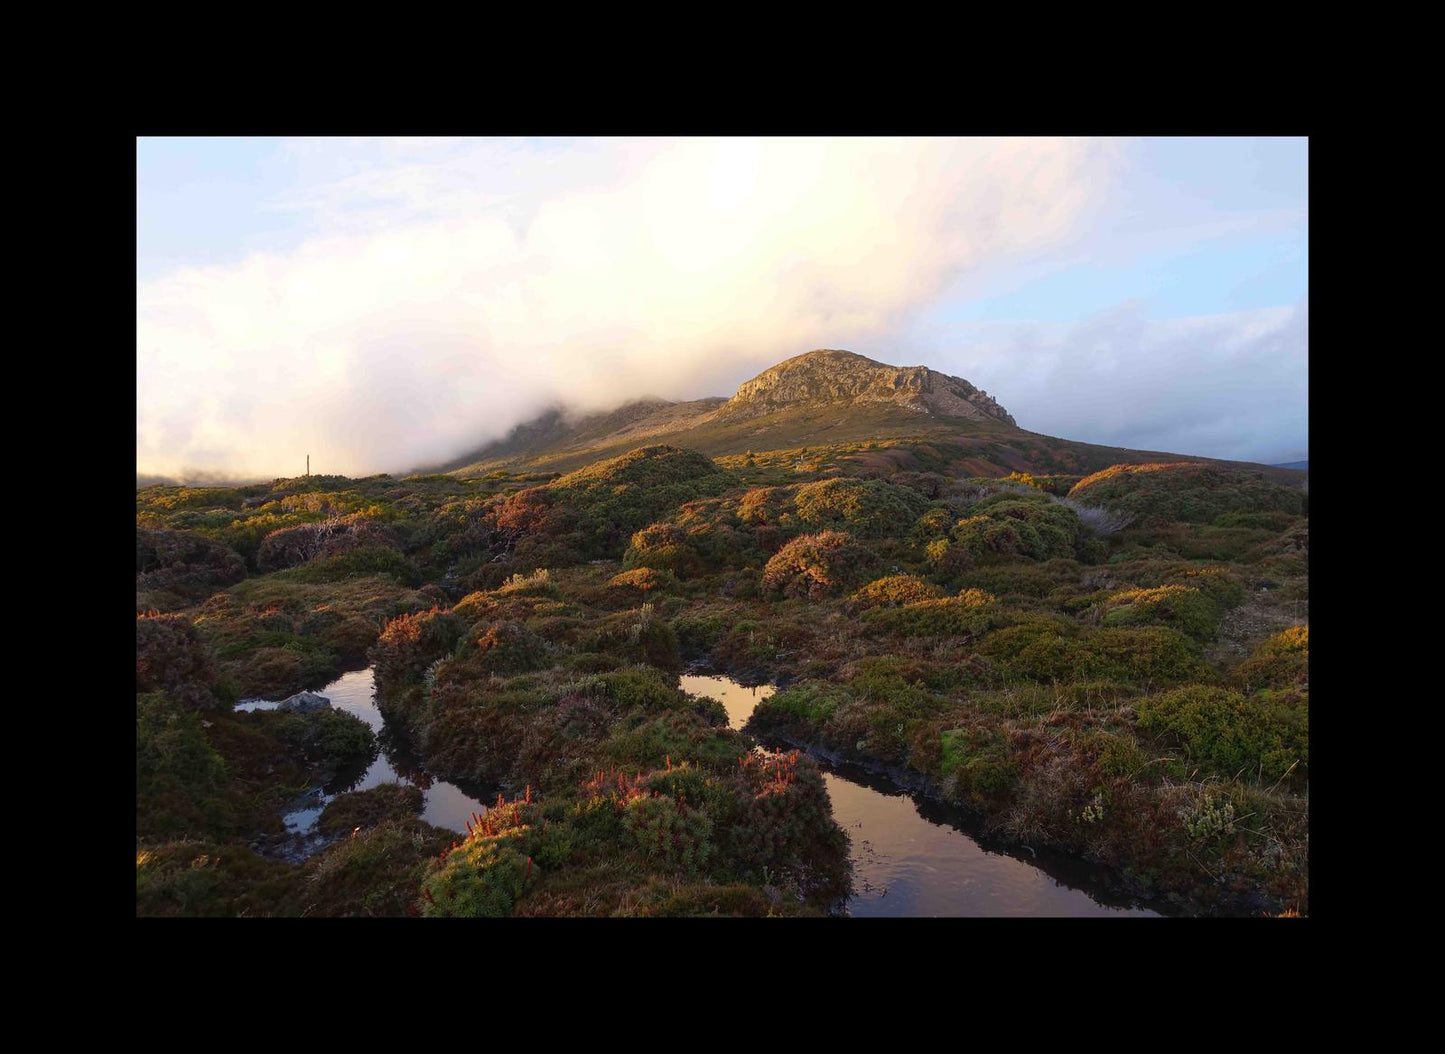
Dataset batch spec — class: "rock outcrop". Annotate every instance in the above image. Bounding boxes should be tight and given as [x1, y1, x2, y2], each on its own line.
[277, 691, 331, 714]
[712, 350, 1016, 426]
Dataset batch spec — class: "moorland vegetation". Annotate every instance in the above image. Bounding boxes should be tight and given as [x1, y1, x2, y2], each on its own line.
[137, 429, 1307, 916]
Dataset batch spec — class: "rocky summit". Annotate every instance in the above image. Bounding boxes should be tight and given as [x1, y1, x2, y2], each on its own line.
[714, 349, 1016, 426]
[427, 346, 1301, 482]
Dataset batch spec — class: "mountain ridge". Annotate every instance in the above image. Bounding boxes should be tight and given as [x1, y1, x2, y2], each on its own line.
[714, 349, 1016, 426]
[424, 348, 1302, 484]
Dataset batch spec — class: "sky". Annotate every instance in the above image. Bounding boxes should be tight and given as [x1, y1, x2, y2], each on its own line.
[137, 136, 1307, 480]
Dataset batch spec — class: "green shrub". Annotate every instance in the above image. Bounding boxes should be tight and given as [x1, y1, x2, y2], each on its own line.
[1086, 627, 1209, 685]
[848, 574, 946, 610]
[1234, 626, 1309, 692]
[136, 841, 299, 917]
[318, 783, 425, 835]
[370, 608, 465, 687]
[473, 620, 560, 675]
[1073, 728, 1152, 779]
[1165, 565, 1247, 608]
[865, 596, 1000, 638]
[136, 693, 227, 790]
[597, 666, 683, 710]
[623, 523, 703, 578]
[1004, 471, 1082, 496]
[585, 607, 681, 671]
[136, 692, 234, 839]
[140, 486, 246, 511]
[924, 536, 972, 577]
[494, 568, 561, 598]
[257, 515, 399, 573]
[719, 751, 850, 902]
[1256, 625, 1308, 657]
[547, 446, 730, 556]
[304, 819, 452, 916]
[272, 707, 378, 775]
[1136, 685, 1307, 784]
[978, 619, 1085, 682]
[1143, 524, 1277, 562]
[761, 531, 879, 598]
[912, 504, 961, 542]
[672, 611, 732, 652]
[1068, 462, 1304, 525]
[605, 711, 740, 771]
[793, 478, 929, 537]
[569, 792, 627, 845]
[1213, 510, 1299, 530]
[846, 659, 939, 714]
[1100, 584, 1221, 641]
[956, 560, 1081, 600]
[607, 566, 675, 594]
[136, 528, 246, 599]
[689, 695, 730, 727]
[421, 808, 534, 917]
[949, 498, 1082, 563]
[623, 793, 714, 874]
[749, 682, 847, 730]
[736, 486, 797, 527]
[278, 545, 419, 585]
[136, 614, 221, 710]
[567, 651, 623, 673]
[981, 621, 1205, 685]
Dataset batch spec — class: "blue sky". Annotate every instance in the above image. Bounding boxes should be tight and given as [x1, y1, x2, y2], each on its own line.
[137, 137, 1307, 478]
[926, 229, 1306, 323]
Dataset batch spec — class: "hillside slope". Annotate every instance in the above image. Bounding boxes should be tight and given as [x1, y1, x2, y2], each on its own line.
[431, 349, 1302, 484]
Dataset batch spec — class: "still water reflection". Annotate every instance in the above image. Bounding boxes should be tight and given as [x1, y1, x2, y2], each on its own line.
[236, 667, 489, 835]
[680, 672, 1158, 918]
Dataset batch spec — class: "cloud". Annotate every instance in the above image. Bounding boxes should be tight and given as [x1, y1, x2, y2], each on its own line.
[909, 299, 1308, 464]
[137, 137, 1121, 479]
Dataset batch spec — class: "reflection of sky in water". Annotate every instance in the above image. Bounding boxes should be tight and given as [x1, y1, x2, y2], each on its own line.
[236, 667, 487, 834]
[680, 674, 775, 730]
[240, 669, 1157, 915]
[682, 673, 1157, 918]
[822, 773, 1155, 917]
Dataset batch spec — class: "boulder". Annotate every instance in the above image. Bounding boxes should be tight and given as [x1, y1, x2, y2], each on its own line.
[277, 691, 331, 714]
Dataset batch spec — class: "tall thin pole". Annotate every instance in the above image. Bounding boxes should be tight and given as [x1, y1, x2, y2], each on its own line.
[306, 454, 310, 477]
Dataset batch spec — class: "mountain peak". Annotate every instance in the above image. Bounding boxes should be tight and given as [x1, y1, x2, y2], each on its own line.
[715, 349, 1016, 426]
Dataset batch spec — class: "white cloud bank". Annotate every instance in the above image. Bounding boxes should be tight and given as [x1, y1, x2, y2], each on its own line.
[137, 137, 1123, 479]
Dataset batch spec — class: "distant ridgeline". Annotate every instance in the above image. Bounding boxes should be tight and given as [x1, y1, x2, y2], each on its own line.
[431, 349, 1306, 483]
[139, 349, 1305, 489]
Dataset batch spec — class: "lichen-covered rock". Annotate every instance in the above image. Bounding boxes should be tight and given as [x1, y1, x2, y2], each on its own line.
[277, 691, 331, 714]
[713, 349, 1016, 426]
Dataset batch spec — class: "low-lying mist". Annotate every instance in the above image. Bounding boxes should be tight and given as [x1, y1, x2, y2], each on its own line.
[137, 138, 1120, 481]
